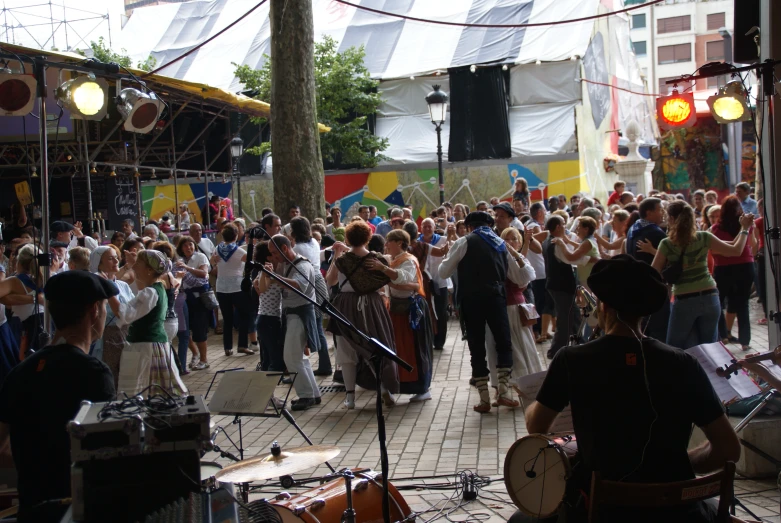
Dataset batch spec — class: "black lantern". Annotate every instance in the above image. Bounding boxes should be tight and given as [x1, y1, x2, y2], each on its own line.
[425, 85, 449, 204]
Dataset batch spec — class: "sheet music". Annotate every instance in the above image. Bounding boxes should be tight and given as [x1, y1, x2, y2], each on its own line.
[208, 372, 279, 415]
[515, 371, 574, 433]
[688, 343, 761, 403]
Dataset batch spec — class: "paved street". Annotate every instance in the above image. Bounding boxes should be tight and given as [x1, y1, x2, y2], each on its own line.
[187, 298, 780, 522]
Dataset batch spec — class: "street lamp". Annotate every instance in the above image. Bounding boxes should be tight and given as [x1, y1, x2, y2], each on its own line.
[230, 135, 244, 218]
[425, 85, 448, 204]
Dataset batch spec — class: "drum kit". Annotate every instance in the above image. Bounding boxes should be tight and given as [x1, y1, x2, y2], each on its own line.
[503, 433, 580, 519]
[201, 442, 412, 523]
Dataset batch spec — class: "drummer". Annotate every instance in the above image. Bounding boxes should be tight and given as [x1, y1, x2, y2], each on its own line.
[519, 255, 741, 523]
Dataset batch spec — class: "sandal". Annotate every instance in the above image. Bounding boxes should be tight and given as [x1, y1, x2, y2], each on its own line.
[757, 318, 768, 325]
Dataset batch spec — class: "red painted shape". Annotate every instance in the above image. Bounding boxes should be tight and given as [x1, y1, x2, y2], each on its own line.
[324, 173, 369, 204]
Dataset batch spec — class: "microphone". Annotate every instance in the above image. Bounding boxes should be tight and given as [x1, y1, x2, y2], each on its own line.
[525, 470, 537, 479]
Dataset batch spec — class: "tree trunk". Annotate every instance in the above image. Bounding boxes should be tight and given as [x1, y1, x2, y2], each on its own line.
[269, 0, 325, 223]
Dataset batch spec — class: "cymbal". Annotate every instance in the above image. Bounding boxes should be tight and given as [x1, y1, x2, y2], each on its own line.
[215, 444, 340, 483]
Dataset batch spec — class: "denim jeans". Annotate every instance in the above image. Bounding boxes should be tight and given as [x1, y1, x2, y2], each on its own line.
[216, 291, 250, 352]
[667, 292, 721, 350]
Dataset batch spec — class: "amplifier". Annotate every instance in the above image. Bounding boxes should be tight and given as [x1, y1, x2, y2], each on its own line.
[67, 400, 143, 462]
[145, 395, 211, 453]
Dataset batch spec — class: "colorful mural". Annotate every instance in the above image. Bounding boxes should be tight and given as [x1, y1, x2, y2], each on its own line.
[141, 181, 233, 224]
[652, 118, 728, 193]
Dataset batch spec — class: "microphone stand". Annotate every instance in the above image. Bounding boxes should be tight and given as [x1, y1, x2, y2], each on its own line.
[254, 232, 411, 523]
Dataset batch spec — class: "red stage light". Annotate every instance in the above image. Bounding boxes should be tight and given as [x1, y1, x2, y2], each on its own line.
[0, 73, 36, 116]
[656, 91, 697, 131]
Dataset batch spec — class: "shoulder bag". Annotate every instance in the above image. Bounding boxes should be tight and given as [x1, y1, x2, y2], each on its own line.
[662, 243, 687, 285]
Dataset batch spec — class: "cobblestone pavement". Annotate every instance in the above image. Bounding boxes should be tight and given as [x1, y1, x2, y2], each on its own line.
[186, 298, 779, 522]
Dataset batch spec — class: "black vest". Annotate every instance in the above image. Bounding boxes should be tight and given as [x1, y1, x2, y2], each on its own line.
[544, 238, 576, 293]
[456, 233, 508, 301]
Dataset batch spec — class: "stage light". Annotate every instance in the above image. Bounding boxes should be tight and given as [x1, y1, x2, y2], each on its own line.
[707, 81, 751, 124]
[116, 87, 164, 134]
[0, 70, 36, 116]
[109, 166, 116, 177]
[90, 163, 97, 173]
[30, 166, 37, 178]
[55, 74, 108, 120]
[656, 89, 697, 131]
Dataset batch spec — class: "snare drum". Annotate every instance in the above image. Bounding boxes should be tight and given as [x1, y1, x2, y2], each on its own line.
[504, 434, 579, 518]
[271, 470, 411, 523]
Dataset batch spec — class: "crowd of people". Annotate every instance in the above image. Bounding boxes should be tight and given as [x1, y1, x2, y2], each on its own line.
[0, 179, 766, 410]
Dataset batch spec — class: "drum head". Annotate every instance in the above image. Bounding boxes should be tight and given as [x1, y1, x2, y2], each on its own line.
[504, 435, 571, 518]
[200, 461, 223, 483]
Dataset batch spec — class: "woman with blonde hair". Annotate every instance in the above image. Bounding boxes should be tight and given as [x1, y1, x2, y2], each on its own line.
[9, 244, 47, 353]
[485, 227, 541, 405]
[652, 201, 754, 349]
[368, 229, 433, 402]
[595, 210, 630, 257]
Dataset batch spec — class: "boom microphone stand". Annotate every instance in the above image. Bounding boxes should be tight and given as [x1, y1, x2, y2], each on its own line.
[254, 230, 412, 523]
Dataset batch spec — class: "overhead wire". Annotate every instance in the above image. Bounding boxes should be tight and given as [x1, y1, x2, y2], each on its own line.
[333, 0, 665, 29]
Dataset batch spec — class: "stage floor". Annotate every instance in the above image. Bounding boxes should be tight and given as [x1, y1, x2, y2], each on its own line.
[183, 297, 780, 523]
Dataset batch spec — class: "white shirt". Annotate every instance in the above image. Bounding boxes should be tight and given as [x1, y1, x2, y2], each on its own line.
[293, 239, 321, 270]
[277, 257, 316, 308]
[388, 257, 418, 299]
[525, 221, 546, 280]
[69, 235, 99, 252]
[439, 234, 529, 285]
[422, 236, 449, 289]
[215, 245, 246, 293]
[197, 237, 215, 259]
[181, 252, 210, 289]
[116, 286, 159, 327]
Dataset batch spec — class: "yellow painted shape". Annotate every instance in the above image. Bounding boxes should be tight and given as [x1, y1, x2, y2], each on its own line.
[366, 172, 399, 200]
[547, 160, 588, 195]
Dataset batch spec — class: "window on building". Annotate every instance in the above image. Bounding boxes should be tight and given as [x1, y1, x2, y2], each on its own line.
[657, 15, 691, 34]
[707, 12, 726, 30]
[658, 77, 693, 95]
[632, 13, 646, 29]
[658, 43, 692, 64]
[706, 40, 725, 60]
[633, 41, 647, 56]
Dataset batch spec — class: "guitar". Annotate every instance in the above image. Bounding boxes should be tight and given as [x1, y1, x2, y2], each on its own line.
[716, 345, 781, 379]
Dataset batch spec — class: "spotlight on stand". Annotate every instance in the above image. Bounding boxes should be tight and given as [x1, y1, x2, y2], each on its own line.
[56, 74, 108, 120]
[707, 81, 751, 124]
[116, 87, 164, 134]
[0, 69, 36, 116]
[656, 89, 697, 131]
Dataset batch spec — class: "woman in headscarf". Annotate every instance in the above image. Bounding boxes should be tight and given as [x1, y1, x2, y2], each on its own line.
[109, 250, 188, 397]
[326, 221, 397, 408]
[91, 245, 136, 391]
[369, 229, 434, 402]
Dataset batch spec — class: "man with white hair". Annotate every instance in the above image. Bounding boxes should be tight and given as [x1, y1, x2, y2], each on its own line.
[189, 223, 215, 259]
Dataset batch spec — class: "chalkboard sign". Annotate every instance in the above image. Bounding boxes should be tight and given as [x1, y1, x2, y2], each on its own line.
[582, 33, 610, 129]
[72, 175, 108, 228]
[107, 176, 139, 230]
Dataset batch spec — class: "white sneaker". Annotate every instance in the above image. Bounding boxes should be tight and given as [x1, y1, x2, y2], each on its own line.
[344, 393, 355, 410]
[268, 396, 285, 409]
[409, 391, 432, 402]
[382, 390, 396, 407]
[189, 354, 198, 369]
[192, 361, 210, 370]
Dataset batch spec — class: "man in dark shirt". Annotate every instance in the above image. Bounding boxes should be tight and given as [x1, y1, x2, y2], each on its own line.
[519, 255, 741, 523]
[626, 197, 669, 341]
[0, 271, 118, 522]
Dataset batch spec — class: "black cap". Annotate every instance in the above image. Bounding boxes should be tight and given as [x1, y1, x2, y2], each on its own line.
[587, 255, 668, 317]
[464, 211, 494, 228]
[50, 221, 75, 234]
[492, 202, 517, 218]
[44, 271, 119, 305]
[49, 241, 69, 249]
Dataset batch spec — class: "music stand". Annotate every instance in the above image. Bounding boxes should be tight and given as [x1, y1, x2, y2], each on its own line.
[207, 370, 336, 500]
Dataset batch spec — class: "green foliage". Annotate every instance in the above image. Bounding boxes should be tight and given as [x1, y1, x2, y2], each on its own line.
[79, 37, 132, 67]
[78, 37, 156, 72]
[233, 35, 389, 169]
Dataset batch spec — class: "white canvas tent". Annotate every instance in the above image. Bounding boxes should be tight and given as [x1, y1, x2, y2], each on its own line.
[119, 0, 655, 167]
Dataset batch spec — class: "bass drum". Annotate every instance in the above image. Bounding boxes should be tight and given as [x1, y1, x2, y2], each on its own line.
[271, 470, 411, 523]
[504, 434, 579, 518]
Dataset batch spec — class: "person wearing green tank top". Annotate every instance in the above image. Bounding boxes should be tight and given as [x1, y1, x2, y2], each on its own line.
[109, 250, 188, 397]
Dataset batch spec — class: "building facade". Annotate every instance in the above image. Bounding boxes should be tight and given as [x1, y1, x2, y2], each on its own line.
[628, 0, 733, 96]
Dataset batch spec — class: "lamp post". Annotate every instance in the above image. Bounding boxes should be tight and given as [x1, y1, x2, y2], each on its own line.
[230, 135, 244, 218]
[425, 85, 448, 205]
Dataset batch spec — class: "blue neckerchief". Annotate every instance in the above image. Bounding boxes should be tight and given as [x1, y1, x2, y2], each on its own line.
[217, 242, 239, 262]
[17, 273, 42, 293]
[472, 226, 506, 253]
[419, 233, 442, 245]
